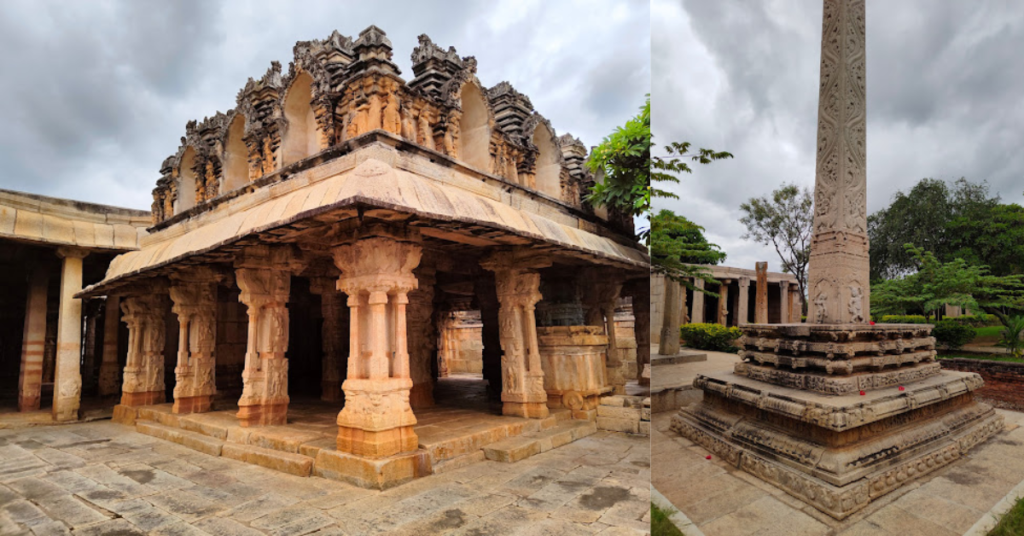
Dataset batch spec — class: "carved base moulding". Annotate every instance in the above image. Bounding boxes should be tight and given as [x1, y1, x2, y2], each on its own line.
[672, 406, 1003, 519]
[121, 390, 165, 408]
[237, 402, 288, 427]
[336, 377, 418, 458]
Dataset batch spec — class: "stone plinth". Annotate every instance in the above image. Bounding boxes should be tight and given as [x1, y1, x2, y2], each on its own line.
[537, 326, 613, 419]
[674, 323, 1003, 519]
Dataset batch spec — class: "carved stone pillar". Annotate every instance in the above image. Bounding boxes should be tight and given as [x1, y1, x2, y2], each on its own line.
[755, 262, 769, 324]
[235, 246, 295, 427]
[169, 268, 221, 414]
[692, 278, 705, 324]
[120, 290, 169, 408]
[18, 271, 48, 412]
[408, 262, 437, 408]
[98, 295, 121, 397]
[310, 277, 347, 403]
[717, 280, 732, 326]
[480, 250, 551, 419]
[737, 277, 750, 325]
[778, 281, 789, 325]
[332, 229, 422, 458]
[658, 279, 681, 356]
[53, 247, 89, 421]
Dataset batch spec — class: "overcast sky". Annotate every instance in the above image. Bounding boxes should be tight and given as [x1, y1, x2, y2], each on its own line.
[0, 0, 650, 210]
[653, 0, 1024, 274]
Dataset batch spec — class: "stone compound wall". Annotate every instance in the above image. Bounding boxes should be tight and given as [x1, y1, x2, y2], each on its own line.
[596, 395, 650, 436]
[448, 325, 483, 374]
[941, 358, 1024, 411]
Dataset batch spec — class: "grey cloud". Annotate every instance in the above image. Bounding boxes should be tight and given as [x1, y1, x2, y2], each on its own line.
[0, 0, 647, 210]
[654, 0, 1024, 275]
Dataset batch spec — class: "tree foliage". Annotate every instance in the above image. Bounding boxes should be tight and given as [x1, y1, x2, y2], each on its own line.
[585, 95, 732, 245]
[650, 210, 727, 285]
[738, 183, 813, 307]
[870, 245, 1024, 327]
[868, 178, 1004, 280]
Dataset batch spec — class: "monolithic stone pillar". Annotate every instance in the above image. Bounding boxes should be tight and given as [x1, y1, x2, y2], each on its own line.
[717, 280, 731, 326]
[120, 290, 169, 407]
[692, 278, 705, 324]
[481, 250, 552, 419]
[53, 247, 88, 422]
[680, 279, 689, 324]
[737, 277, 750, 325]
[625, 278, 650, 385]
[18, 271, 48, 412]
[169, 268, 221, 414]
[408, 263, 437, 408]
[790, 287, 803, 322]
[755, 262, 768, 324]
[310, 277, 346, 403]
[658, 278, 681, 356]
[98, 295, 121, 397]
[807, 0, 870, 325]
[475, 275, 503, 398]
[778, 282, 789, 325]
[332, 229, 421, 458]
[235, 246, 295, 427]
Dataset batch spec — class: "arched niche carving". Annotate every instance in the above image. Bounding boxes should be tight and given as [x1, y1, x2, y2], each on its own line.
[176, 146, 197, 214]
[281, 72, 319, 167]
[458, 82, 491, 172]
[531, 123, 562, 198]
[222, 114, 248, 191]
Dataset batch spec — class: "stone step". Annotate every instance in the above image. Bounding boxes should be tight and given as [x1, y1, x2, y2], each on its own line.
[483, 420, 596, 463]
[221, 443, 314, 477]
[135, 420, 224, 457]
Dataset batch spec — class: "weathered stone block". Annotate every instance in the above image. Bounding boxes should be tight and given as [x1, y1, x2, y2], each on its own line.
[597, 406, 641, 421]
[313, 448, 431, 490]
[596, 416, 639, 434]
[221, 443, 313, 477]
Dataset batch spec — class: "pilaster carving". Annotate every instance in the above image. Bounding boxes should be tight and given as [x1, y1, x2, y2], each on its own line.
[480, 249, 552, 418]
[234, 246, 299, 426]
[120, 285, 170, 408]
[169, 267, 223, 414]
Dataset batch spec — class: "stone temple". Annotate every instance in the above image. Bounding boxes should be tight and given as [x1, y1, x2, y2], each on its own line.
[0, 26, 650, 490]
[672, 0, 1002, 520]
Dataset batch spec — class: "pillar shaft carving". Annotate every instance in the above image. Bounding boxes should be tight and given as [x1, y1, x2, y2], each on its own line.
[755, 262, 769, 324]
[331, 230, 422, 458]
[18, 271, 48, 412]
[53, 247, 89, 421]
[807, 0, 870, 324]
[235, 246, 296, 427]
[121, 289, 169, 408]
[717, 280, 732, 326]
[169, 268, 222, 414]
[692, 278, 705, 324]
[310, 276, 347, 403]
[738, 277, 751, 325]
[481, 250, 552, 418]
[582, 271, 626, 395]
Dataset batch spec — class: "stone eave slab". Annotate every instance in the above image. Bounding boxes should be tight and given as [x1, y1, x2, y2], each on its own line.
[77, 157, 649, 298]
[0, 188, 149, 251]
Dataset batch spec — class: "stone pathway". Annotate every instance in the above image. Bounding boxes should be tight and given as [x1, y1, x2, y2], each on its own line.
[0, 420, 650, 535]
[653, 408, 1024, 535]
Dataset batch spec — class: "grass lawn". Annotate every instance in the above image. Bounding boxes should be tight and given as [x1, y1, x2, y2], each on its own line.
[988, 495, 1024, 535]
[652, 502, 685, 536]
[938, 354, 1024, 364]
[973, 325, 1004, 345]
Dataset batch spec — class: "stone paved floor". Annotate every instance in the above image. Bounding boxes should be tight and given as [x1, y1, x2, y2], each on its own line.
[653, 408, 1024, 536]
[0, 420, 650, 535]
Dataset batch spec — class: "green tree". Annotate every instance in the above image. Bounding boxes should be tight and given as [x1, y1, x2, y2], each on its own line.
[946, 203, 1024, 277]
[738, 183, 813, 307]
[871, 245, 1024, 327]
[585, 96, 732, 244]
[651, 210, 727, 275]
[868, 178, 1000, 280]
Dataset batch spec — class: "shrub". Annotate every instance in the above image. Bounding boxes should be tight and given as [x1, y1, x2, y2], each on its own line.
[932, 320, 976, 351]
[680, 323, 742, 353]
[946, 314, 995, 327]
[999, 315, 1024, 359]
[880, 314, 929, 324]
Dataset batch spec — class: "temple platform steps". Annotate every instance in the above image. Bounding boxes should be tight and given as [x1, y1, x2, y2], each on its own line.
[121, 400, 594, 489]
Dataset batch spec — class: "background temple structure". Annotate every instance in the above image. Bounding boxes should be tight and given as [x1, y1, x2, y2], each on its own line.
[0, 26, 655, 489]
[671, 0, 1002, 520]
